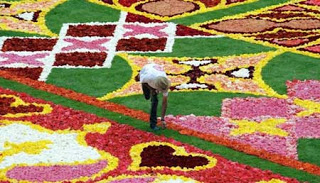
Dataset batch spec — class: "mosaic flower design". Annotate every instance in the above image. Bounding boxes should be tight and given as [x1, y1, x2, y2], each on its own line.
[195, 0, 320, 58]
[98, 52, 283, 100]
[0, 87, 300, 182]
[88, 0, 256, 21]
[0, 19, 177, 81]
[165, 80, 320, 161]
[0, 0, 67, 36]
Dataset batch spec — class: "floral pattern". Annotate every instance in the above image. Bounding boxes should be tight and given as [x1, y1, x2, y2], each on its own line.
[98, 52, 283, 100]
[165, 80, 320, 174]
[194, 0, 320, 58]
[88, 0, 256, 21]
[0, 0, 320, 181]
[0, 87, 300, 182]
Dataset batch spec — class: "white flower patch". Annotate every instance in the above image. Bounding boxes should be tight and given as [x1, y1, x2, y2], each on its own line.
[16, 12, 34, 21]
[39, 23, 69, 81]
[164, 22, 176, 53]
[179, 60, 212, 67]
[231, 68, 250, 78]
[0, 37, 6, 50]
[103, 11, 127, 68]
[176, 83, 208, 89]
[0, 123, 101, 169]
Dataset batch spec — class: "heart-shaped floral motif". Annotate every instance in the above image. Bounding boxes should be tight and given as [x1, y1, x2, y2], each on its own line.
[129, 142, 217, 171]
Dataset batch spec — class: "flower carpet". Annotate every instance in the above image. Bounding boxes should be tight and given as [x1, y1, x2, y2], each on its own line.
[0, 0, 320, 182]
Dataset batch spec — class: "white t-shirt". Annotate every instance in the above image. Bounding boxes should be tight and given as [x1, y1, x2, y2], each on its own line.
[140, 63, 169, 96]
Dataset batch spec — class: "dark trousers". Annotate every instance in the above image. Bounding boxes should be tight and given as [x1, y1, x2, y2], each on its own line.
[142, 83, 158, 129]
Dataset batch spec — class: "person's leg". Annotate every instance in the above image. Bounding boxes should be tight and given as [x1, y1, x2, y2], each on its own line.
[150, 92, 158, 129]
[142, 83, 150, 100]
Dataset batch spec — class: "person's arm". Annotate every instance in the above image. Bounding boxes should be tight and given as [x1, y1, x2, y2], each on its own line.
[161, 95, 168, 121]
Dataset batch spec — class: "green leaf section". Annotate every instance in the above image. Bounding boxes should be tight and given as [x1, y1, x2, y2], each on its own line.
[262, 52, 320, 95]
[171, 0, 290, 25]
[298, 139, 320, 166]
[46, 56, 132, 98]
[110, 92, 259, 116]
[45, 0, 120, 34]
[1, 77, 320, 182]
[131, 37, 275, 58]
[0, 30, 49, 38]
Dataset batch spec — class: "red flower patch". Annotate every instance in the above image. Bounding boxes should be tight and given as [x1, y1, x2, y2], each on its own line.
[54, 52, 107, 67]
[116, 38, 167, 51]
[0, 67, 43, 80]
[125, 13, 162, 23]
[66, 25, 116, 37]
[2, 38, 57, 52]
[176, 25, 212, 36]
[300, 44, 320, 53]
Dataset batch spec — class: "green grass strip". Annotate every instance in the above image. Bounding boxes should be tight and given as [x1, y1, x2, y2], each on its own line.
[0, 30, 48, 37]
[110, 92, 259, 116]
[262, 52, 320, 95]
[132, 37, 275, 57]
[46, 56, 132, 98]
[298, 139, 320, 166]
[171, 0, 290, 26]
[45, 0, 120, 34]
[0, 77, 319, 182]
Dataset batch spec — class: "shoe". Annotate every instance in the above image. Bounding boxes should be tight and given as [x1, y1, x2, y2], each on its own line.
[161, 121, 166, 129]
[151, 126, 160, 131]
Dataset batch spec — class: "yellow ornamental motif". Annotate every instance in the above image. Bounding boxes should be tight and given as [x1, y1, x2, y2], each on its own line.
[192, 0, 320, 59]
[99, 52, 285, 100]
[0, 120, 118, 183]
[256, 178, 287, 183]
[0, 94, 53, 117]
[0, 0, 67, 36]
[230, 118, 289, 137]
[1, 140, 52, 163]
[83, 122, 112, 134]
[294, 98, 320, 117]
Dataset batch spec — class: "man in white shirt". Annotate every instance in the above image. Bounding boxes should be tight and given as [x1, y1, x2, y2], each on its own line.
[140, 63, 171, 131]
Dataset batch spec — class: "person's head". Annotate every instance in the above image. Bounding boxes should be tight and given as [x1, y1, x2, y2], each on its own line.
[155, 76, 170, 92]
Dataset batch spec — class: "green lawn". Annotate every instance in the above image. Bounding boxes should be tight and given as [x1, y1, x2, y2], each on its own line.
[47, 56, 132, 97]
[262, 52, 320, 95]
[46, 0, 120, 34]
